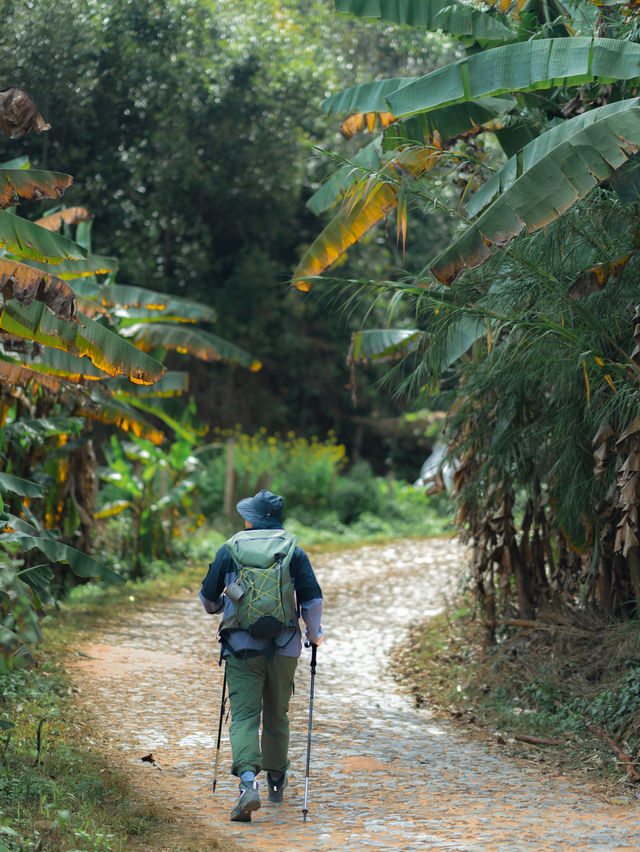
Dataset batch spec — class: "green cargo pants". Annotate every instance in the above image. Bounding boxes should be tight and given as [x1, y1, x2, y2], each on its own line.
[225, 653, 298, 778]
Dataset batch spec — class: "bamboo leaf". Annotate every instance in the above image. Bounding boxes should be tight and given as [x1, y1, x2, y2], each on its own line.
[386, 38, 640, 118]
[0, 170, 72, 210]
[334, 0, 513, 40]
[0, 211, 86, 264]
[428, 98, 640, 285]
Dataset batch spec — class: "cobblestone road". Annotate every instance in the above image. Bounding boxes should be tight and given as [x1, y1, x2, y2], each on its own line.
[71, 539, 640, 851]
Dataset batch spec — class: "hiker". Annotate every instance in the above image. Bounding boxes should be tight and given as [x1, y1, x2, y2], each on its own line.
[199, 489, 324, 822]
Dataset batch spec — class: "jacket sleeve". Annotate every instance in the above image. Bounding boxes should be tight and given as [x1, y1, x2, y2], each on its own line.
[199, 544, 231, 614]
[291, 547, 323, 643]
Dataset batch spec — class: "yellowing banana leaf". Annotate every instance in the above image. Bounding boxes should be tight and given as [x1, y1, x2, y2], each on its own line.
[351, 329, 422, 362]
[27, 347, 111, 381]
[0, 88, 50, 139]
[35, 207, 91, 232]
[108, 371, 189, 397]
[99, 283, 217, 323]
[0, 170, 72, 210]
[0, 300, 165, 384]
[94, 500, 135, 519]
[0, 358, 66, 394]
[427, 98, 640, 285]
[340, 111, 396, 139]
[23, 253, 118, 279]
[308, 139, 389, 215]
[122, 323, 261, 370]
[335, 0, 513, 40]
[294, 182, 398, 290]
[386, 38, 640, 118]
[122, 396, 208, 442]
[0, 210, 86, 264]
[0, 257, 77, 321]
[466, 98, 640, 216]
[75, 394, 165, 444]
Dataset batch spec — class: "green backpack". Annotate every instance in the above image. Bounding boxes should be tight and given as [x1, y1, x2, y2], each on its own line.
[219, 529, 298, 647]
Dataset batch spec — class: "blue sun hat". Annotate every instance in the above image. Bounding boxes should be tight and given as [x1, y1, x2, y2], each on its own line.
[236, 490, 285, 529]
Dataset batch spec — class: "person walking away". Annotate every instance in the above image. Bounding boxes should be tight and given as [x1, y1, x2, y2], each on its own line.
[199, 490, 324, 822]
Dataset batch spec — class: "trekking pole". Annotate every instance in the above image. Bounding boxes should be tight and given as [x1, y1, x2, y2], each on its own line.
[212, 662, 227, 794]
[302, 642, 318, 822]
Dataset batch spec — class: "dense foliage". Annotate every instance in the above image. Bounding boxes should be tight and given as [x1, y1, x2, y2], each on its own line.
[302, 1, 640, 630]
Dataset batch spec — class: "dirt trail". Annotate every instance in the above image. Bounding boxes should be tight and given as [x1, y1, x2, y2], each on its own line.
[70, 539, 640, 851]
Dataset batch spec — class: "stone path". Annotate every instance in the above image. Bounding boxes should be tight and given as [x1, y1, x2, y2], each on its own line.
[70, 539, 640, 851]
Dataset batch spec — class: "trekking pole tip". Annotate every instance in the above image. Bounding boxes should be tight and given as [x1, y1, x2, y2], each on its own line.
[302, 808, 308, 822]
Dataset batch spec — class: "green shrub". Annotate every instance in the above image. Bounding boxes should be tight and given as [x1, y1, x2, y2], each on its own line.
[333, 460, 380, 525]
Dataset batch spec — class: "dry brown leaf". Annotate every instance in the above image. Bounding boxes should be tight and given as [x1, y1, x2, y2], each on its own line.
[0, 87, 50, 138]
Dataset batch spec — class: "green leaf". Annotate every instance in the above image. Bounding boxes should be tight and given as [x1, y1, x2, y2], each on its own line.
[121, 323, 261, 370]
[0, 210, 86, 263]
[0, 532, 125, 585]
[428, 98, 640, 285]
[23, 253, 118, 279]
[467, 99, 640, 217]
[334, 0, 513, 41]
[385, 38, 640, 118]
[0, 472, 45, 498]
[351, 328, 422, 362]
[0, 300, 165, 384]
[100, 283, 217, 323]
[75, 393, 166, 445]
[0, 718, 14, 730]
[109, 371, 189, 397]
[322, 77, 416, 115]
[94, 500, 135, 519]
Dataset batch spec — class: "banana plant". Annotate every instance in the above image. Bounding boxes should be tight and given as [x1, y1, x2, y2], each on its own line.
[295, 4, 640, 289]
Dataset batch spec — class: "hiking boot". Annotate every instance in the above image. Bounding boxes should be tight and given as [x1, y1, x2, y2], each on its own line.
[266, 772, 287, 803]
[230, 781, 261, 822]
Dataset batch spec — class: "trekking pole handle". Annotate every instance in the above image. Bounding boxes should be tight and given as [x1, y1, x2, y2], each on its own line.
[304, 641, 317, 674]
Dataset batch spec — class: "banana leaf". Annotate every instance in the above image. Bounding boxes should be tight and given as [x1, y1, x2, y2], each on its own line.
[122, 323, 261, 370]
[0, 210, 86, 264]
[0, 170, 72, 210]
[75, 394, 165, 444]
[35, 207, 91, 232]
[427, 98, 640, 285]
[27, 347, 111, 381]
[322, 78, 416, 116]
[466, 98, 640, 216]
[100, 283, 217, 323]
[334, 0, 513, 41]
[108, 371, 189, 397]
[294, 182, 398, 290]
[0, 257, 77, 321]
[23, 254, 118, 279]
[385, 38, 640, 118]
[0, 358, 66, 394]
[0, 472, 45, 498]
[0, 530, 125, 585]
[351, 329, 422, 362]
[0, 300, 165, 384]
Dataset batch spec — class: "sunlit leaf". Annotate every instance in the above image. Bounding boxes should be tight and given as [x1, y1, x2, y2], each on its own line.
[0, 170, 72, 210]
[35, 207, 90, 232]
[94, 500, 135, 519]
[0, 300, 165, 384]
[294, 182, 398, 290]
[340, 111, 396, 139]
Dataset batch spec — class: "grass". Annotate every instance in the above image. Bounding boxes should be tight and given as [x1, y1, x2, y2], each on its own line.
[393, 597, 640, 801]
